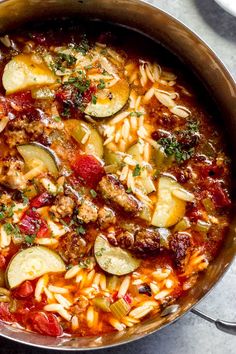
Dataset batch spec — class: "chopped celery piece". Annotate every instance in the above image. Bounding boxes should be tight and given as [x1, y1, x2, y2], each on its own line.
[194, 220, 211, 233]
[202, 197, 215, 213]
[173, 217, 191, 232]
[93, 297, 111, 312]
[104, 148, 123, 167]
[110, 298, 131, 319]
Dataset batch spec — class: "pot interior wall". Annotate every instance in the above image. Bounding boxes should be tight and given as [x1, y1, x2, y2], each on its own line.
[0, 0, 235, 350]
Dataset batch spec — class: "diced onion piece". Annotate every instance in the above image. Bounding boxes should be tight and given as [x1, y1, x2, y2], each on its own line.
[172, 188, 194, 202]
[3, 54, 57, 94]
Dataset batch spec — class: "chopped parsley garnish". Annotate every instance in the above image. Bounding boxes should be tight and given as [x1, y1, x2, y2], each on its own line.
[90, 189, 97, 198]
[158, 120, 199, 164]
[158, 136, 194, 163]
[78, 258, 91, 268]
[4, 223, 22, 239]
[187, 120, 199, 133]
[97, 79, 105, 90]
[91, 95, 97, 104]
[61, 107, 71, 117]
[77, 225, 86, 235]
[66, 76, 91, 93]
[4, 223, 14, 234]
[133, 164, 141, 177]
[22, 195, 29, 205]
[0, 211, 5, 220]
[25, 235, 36, 244]
[126, 187, 132, 193]
[73, 38, 90, 55]
[57, 53, 77, 67]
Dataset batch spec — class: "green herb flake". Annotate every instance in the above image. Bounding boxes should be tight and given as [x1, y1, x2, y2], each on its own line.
[61, 107, 70, 118]
[78, 258, 91, 269]
[57, 53, 76, 67]
[133, 164, 141, 177]
[90, 189, 97, 198]
[77, 225, 86, 235]
[97, 79, 105, 90]
[25, 235, 36, 244]
[3, 223, 14, 234]
[22, 195, 29, 206]
[91, 95, 97, 105]
[126, 187, 132, 193]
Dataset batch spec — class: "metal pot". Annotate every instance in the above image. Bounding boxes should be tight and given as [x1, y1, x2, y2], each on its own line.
[0, 0, 235, 350]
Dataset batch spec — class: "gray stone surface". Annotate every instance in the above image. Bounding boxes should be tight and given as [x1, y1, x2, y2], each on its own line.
[0, 1, 235, 353]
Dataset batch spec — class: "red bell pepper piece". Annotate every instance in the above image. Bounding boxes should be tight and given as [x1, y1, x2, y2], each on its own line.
[72, 154, 105, 188]
[30, 192, 54, 208]
[19, 209, 50, 238]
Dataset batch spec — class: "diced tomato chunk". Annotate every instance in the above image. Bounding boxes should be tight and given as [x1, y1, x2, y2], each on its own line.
[27, 311, 62, 337]
[7, 91, 34, 111]
[0, 303, 14, 322]
[200, 163, 224, 179]
[13, 281, 34, 299]
[83, 85, 96, 104]
[19, 209, 50, 238]
[209, 182, 231, 208]
[30, 192, 54, 208]
[72, 154, 105, 187]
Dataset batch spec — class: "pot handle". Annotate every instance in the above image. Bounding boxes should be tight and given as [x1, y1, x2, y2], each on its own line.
[191, 308, 236, 335]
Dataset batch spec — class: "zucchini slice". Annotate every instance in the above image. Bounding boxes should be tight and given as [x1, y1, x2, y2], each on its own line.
[64, 119, 103, 158]
[7, 246, 66, 288]
[17, 142, 59, 177]
[84, 78, 130, 118]
[94, 234, 140, 276]
[2, 54, 57, 95]
[151, 176, 186, 228]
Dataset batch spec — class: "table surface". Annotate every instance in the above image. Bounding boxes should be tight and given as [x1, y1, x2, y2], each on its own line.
[1, 0, 236, 353]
